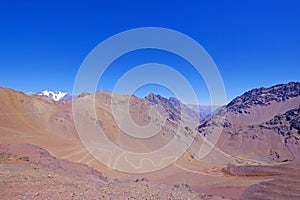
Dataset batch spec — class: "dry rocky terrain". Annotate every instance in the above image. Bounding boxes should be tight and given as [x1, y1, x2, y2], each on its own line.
[0, 144, 228, 200]
[1, 82, 300, 199]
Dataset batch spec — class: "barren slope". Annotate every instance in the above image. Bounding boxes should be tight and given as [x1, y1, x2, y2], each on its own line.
[197, 82, 300, 163]
[0, 144, 225, 200]
[1, 82, 300, 199]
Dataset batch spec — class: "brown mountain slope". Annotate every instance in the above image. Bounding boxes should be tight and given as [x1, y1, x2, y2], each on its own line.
[2, 83, 299, 199]
[0, 86, 260, 199]
[145, 93, 201, 123]
[197, 81, 300, 163]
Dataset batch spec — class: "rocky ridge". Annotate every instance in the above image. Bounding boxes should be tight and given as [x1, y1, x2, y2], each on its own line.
[227, 82, 300, 114]
[196, 81, 300, 163]
[145, 93, 201, 123]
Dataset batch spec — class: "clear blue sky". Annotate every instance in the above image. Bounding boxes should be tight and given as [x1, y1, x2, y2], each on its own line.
[0, 0, 299, 104]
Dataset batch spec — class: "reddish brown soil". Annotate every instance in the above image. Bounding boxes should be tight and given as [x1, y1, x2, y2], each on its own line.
[223, 163, 300, 200]
[0, 144, 214, 200]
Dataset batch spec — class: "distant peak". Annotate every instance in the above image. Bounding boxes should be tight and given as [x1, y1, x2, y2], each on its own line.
[37, 90, 71, 101]
[147, 92, 155, 97]
[77, 91, 90, 98]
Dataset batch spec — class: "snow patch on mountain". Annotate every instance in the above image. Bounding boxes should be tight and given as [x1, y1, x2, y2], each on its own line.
[38, 90, 70, 101]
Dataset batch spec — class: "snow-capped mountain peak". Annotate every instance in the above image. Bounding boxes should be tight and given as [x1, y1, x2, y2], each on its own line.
[38, 90, 70, 101]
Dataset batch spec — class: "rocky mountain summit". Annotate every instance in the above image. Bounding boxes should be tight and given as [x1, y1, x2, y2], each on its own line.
[145, 93, 201, 123]
[227, 82, 300, 114]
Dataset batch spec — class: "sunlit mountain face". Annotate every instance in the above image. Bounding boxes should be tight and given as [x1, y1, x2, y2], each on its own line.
[0, 81, 300, 199]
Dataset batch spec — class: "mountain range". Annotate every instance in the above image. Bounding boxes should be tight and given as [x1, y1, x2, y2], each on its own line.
[34, 90, 219, 118]
[0, 81, 299, 199]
